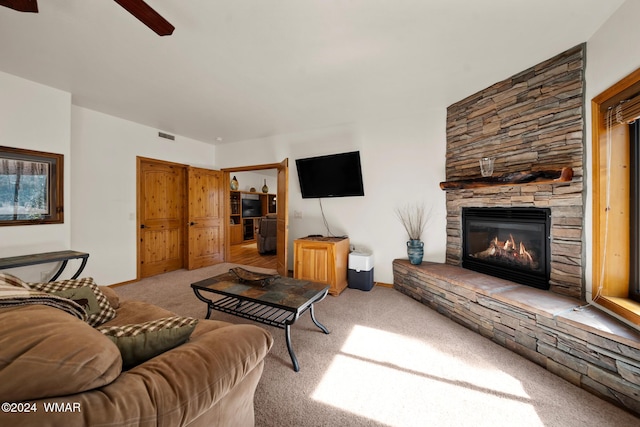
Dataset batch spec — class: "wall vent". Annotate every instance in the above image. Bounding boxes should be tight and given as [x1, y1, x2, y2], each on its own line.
[158, 132, 175, 141]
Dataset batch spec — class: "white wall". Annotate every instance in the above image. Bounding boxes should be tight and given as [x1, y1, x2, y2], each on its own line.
[231, 170, 277, 194]
[70, 107, 216, 285]
[215, 110, 448, 284]
[0, 72, 219, 285]
[585, 0, 640, 302]
[0, 71, 72, 281]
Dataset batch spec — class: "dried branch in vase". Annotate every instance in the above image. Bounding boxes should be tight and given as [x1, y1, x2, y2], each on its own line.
[395, 203, 431, 241]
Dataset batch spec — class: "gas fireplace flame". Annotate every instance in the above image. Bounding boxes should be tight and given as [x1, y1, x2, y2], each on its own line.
[472, 234, 538, 269]
[519, 241, 534, 264]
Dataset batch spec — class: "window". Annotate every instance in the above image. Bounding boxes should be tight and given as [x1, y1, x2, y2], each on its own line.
[592, 68, 640, 325]
[0, 146, 63, 226]
[631, 120, 640, 302]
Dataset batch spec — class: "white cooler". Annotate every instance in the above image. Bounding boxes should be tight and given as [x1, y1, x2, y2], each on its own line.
[348, 250, 374, 291]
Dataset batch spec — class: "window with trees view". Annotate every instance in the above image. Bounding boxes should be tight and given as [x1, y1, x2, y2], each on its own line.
[0, 146, 63, 226]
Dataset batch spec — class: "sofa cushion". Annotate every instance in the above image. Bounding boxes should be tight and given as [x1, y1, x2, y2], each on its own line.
[102, 300, 177, 327]
[100, 285, 120, 309]
[0, 305, 122, 401]
[98, 316, 198, 369]
[28, 277, 116, 327]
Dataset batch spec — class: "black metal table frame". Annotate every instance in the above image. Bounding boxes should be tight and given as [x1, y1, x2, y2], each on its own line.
[0, 250, 89, 282]
[191, 284, 330, 372]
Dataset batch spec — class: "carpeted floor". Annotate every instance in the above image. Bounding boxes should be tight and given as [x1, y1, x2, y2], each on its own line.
[114, 263, 639, 426]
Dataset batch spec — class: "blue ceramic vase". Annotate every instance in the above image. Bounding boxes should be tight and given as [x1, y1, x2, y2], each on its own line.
[407, 239, 424, 265]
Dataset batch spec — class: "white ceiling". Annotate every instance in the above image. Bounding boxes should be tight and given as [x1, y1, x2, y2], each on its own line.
[0, 0, 626, 144]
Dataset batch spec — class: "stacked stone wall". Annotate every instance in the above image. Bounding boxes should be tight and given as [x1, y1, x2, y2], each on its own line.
[444, 44, 585, 298]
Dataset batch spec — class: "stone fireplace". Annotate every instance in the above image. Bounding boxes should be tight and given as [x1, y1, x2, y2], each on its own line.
[394, 43, 640, 417]
[443, 44, 585, 299]
[462, 207, 551, 289]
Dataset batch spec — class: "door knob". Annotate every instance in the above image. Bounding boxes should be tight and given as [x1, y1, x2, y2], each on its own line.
[190, 222, 197, 226]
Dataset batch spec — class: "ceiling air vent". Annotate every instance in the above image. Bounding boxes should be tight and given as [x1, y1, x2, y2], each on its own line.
[158, 132, 175, 141]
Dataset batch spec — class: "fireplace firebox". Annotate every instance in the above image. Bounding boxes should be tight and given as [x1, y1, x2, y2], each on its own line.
[462, 207, 551, 290]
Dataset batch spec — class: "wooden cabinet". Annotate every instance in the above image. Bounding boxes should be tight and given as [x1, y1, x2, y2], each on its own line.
[230, 190, 276, 244]
[267, 194, 277, 214]
[243, 218, 259, 241]
[293, 237, 349, 296]
[230, 191, 241, 227]
[230, 224, 243, 245]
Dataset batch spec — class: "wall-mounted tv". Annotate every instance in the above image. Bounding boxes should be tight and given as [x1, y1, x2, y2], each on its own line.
[242, 198, 262, 217]
[295, 151, 365, 198]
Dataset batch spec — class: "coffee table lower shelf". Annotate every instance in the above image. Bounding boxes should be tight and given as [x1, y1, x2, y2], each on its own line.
[192, 288, 330, 372]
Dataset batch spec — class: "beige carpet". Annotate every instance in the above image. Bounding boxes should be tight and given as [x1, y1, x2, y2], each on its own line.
[114, 263, 639, 426]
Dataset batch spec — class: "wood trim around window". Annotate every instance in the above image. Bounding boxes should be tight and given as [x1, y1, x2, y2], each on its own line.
[591, 67, 640, 326]
[0, 146, 64, 226]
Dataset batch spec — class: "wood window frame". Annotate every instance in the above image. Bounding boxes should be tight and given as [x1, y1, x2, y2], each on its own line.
[591, 68, 640, 326]
[0, 146, 63, 226]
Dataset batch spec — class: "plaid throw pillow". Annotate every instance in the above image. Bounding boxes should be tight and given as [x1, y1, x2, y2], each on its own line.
[0, 272, 29, 289]
[28, 277, 116, 327]
[98, 316, 198, 369]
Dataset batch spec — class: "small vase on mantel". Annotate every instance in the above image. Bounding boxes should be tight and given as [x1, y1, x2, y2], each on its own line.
[230, 176, 239, 191]
[407, 239, 424, 265]
[262, 179, 269, 193]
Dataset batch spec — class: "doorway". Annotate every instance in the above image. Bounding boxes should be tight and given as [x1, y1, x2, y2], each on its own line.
[223, 159, 289, 276]
[227, 169, 277, 270]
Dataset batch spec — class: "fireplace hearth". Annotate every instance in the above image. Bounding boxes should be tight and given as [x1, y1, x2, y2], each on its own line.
[462, 207, 551, 290]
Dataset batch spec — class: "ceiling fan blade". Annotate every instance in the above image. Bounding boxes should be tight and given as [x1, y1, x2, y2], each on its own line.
[0, 0, 38, 12]
[113, 0, 174, 36]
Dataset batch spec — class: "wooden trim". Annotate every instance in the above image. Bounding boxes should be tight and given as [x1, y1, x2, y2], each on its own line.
[594, 296, 640, 326]
[0, 146, 64, 226]
[593, 67, 640, 106]
[591, 68, 640, 326]
[224, 173, 230, 263]
[222, 162, 283, 173]
[374, 282, 393, 288]
[108, 279, 138, 288]
[592, 98, 604, 300]
[136, 156, 186, 167]
[276, 158, 289, 277]
[136, 157, 142, 281]
[231, 189, 276, 198]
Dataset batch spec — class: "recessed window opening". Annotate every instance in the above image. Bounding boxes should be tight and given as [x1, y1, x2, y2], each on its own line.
[630, 119, 640, 302]
[592, 68, 640, 326]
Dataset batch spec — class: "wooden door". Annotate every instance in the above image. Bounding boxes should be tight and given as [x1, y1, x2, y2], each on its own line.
[276, 159, 289, 276]
[187, 167, 224, 269]
[138, 159, 186, 278]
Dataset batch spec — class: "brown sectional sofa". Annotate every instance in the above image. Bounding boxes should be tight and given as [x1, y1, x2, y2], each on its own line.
[0, 283, 273, 426]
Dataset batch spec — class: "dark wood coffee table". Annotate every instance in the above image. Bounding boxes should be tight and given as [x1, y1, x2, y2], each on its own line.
[191, 272, 330, 372]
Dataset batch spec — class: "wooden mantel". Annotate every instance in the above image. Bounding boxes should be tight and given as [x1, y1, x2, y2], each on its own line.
[439, 167, 573, 191]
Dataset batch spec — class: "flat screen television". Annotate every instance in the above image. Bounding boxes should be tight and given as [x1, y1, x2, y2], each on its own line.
[295, 151, 365, 198]
[242, 199, 262, 217]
